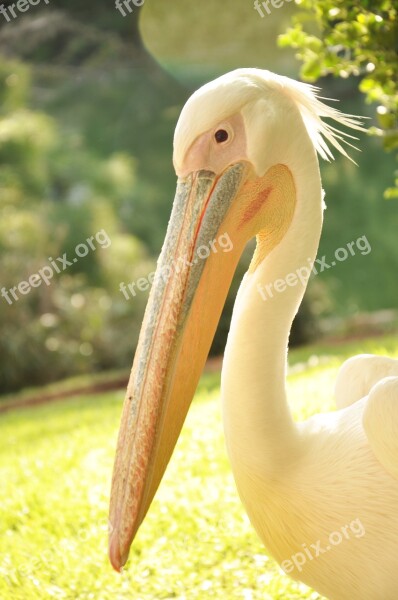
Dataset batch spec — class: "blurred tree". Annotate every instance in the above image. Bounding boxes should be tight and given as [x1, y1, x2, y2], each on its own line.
[1, 1, 397, 394]
[0, 0, 145, 62]
[279, 0, 398, 198]
[0, 58, 151, 393]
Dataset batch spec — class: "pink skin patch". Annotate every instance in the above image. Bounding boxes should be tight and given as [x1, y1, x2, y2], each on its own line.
[175, 113, 248, 179]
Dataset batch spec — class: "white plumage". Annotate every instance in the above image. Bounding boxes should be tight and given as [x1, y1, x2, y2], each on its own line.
[181, 70, 398, 600]
[336, 354, 398, 409]
[110, 69, 398, 599]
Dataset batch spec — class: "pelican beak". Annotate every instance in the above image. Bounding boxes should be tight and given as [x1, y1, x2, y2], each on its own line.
[109, 162, 250, 571]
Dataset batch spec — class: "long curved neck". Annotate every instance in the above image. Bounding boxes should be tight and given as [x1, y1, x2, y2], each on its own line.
[221, 144, 323, 473]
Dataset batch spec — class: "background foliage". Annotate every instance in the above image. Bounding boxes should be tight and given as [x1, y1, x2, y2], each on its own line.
[0, 0, 397, 394]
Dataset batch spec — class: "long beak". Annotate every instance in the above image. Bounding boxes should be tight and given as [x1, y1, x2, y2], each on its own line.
[109, 162, 250, 571]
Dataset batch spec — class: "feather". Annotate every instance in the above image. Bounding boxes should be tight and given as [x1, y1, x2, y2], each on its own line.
[259, 72, 368, 164]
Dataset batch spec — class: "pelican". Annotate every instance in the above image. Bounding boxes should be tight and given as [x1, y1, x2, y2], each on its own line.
[109, 69, 398, 599]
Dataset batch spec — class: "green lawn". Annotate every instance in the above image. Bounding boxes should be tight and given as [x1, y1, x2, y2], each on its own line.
[1, 335, 398, 600]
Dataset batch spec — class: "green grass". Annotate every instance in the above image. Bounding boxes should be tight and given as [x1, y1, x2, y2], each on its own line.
[0, 369, 129, 408]
[1, 335, 398, 600]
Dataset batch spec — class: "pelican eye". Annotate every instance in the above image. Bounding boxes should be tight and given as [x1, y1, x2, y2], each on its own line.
[215, 129, 229, 143]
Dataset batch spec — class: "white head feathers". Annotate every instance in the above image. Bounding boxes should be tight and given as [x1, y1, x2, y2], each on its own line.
[173, 68, 366, 171]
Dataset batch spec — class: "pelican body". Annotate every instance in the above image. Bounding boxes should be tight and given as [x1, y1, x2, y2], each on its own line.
[109, 69, 398, 599]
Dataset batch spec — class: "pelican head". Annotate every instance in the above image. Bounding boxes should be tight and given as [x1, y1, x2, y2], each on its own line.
[108, 68, 363, 571]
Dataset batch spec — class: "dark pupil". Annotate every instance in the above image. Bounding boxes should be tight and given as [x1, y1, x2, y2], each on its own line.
[215, 129, 229, 143]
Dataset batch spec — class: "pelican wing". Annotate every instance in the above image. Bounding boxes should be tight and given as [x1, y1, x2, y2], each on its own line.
[335, 354, 398, 410]
[363, 376, 398, 480]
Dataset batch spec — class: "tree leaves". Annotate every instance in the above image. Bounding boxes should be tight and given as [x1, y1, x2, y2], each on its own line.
[279, 0, 398, 197]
